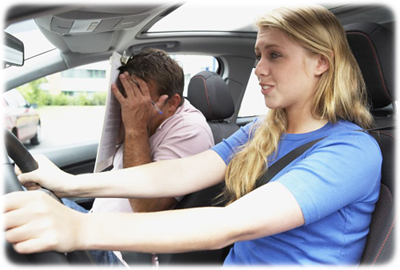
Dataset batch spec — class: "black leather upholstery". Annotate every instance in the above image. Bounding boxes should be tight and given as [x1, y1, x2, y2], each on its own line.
[187, 71, 239, 144]
[345, 23, 396, 265]
[345, 22, 395, 123]
[361, 130, 395, 265]
[187, 71, 235, 121]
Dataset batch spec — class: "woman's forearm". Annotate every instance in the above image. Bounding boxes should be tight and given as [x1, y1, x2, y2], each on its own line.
[5, 182, 303, 255]
[78, 207, 235, 253]
[77, 182, 304, 254]
[67, 150, 226, 199]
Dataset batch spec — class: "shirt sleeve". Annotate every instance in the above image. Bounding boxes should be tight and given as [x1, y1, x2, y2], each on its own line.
[211, 119, 258, 164]
[277, 131, 382, 225]
[152, 122, 214, 162]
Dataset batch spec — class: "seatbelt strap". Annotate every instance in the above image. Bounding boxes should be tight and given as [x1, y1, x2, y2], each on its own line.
[256, 137, 326, 188]
[255, 123, 395, 188]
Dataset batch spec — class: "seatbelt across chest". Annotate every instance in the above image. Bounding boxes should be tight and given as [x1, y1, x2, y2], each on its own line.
[256, 137, 325, 188]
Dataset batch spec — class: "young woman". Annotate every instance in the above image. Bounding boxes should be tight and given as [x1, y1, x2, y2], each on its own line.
[4, 5, 381, 265]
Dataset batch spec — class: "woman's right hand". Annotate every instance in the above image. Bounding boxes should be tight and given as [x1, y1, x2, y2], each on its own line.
[16, 154, 75, 198]
[4, 191, 84, 254]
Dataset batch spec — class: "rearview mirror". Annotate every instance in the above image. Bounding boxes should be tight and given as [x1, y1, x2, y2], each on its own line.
[4, 32, 24, 67]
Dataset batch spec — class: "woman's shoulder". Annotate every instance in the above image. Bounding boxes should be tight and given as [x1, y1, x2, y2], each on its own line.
[321, 120, 381, 155]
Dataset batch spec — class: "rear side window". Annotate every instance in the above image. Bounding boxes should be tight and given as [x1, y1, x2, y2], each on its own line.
[239, 69, 268, 117]
[15, 55, 219, 151]
[170, 55, 219, 96]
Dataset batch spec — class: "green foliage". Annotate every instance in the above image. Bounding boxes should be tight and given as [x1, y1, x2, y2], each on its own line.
[91, 92, 107, 106]
[17, 78, 49, 106]
[17, 78, 107, 107]
[51, 93, 69, 106]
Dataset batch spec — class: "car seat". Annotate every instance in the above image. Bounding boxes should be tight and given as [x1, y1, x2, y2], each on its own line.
[187, 70, 240, 144]
[345, 22, 395, 127]
[345, 22, 396, 265]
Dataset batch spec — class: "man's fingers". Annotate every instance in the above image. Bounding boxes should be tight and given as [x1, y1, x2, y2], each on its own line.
[120, 72, 140, 97]
[111, 84, 126, 104]
[132, 75, 150, 97]
[156, 94, 169, 108]
[129, 74, 141, 89]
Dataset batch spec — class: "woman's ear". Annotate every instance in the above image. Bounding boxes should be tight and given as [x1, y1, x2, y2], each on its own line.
[314, 54, 330, 76]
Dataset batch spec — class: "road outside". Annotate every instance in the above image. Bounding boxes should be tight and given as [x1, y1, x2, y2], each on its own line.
[25, 106, 106, 150]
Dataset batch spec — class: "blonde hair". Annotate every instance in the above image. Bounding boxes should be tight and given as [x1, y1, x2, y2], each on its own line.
[222, 5, 373, 204]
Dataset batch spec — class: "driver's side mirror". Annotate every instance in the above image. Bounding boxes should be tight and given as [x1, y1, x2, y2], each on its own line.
[4, 32, 24, 67]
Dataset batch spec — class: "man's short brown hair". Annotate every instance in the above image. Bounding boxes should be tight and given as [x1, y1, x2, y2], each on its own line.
[118, 48, 184, 106]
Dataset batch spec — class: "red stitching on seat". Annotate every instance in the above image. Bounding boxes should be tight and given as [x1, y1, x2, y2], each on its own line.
[370, 130, 394, 138]
[346, 31, 392, 102]
[372, 216, 396, 265]
[193, 75, 216, 119]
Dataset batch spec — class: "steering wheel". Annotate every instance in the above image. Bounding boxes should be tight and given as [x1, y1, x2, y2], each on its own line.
[3, 129, 94, 265]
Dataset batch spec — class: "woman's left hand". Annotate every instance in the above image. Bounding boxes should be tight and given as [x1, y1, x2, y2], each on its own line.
[3, 191, 84, 254]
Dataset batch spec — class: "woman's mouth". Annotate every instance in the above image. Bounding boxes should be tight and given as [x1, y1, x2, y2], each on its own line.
[261, 84, 274, 95]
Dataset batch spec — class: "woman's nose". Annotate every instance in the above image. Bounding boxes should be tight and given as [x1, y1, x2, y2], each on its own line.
[254, 58, 270, 78]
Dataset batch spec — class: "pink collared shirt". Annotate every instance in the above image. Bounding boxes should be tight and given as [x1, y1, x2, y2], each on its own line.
[91, 99, 214, 213]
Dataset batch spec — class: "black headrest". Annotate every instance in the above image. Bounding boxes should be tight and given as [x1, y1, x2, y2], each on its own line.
[187, 71, 235, 121]
[344, 22, 395, 110]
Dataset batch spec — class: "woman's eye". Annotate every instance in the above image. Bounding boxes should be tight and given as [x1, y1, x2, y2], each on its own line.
[254, 55, 261, 68]
[270, 53, 281, 59]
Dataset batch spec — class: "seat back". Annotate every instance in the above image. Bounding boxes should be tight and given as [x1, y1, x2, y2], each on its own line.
[361, 130, 395, 264]
[187, 70, 239, 143]
[345, 22, 395, 127]
[345, 22, 396, 264]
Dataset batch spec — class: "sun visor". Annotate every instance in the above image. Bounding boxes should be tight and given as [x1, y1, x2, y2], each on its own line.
[63, 32, 114, 53]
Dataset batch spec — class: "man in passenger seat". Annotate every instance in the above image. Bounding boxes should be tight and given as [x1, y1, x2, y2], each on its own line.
[64, 48, 215, 265]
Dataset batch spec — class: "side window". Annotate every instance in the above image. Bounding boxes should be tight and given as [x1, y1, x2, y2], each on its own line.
[170, 55, 219, 96]
[13, 55, 219, 151]
[4, 89, 28, 108]
[13, 61, 109, 150]
[238, 68, 268, 118]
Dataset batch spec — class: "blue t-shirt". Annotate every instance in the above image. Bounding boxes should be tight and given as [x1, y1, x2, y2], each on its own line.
[212, 119, 382, 265]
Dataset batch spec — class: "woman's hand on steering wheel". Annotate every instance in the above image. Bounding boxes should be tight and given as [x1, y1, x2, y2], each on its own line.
[4, 129, 94, 264]
[4, 190, 85, 254]
[17, 154, 75, 198]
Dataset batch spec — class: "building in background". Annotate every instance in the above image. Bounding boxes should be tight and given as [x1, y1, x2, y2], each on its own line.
[43, 55, 217, 99]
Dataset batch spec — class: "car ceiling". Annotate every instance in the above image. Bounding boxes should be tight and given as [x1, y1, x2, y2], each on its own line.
[5, 3, 394, 56]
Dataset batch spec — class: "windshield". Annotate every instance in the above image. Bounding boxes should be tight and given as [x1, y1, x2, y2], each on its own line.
[149, 0, 283, 33]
